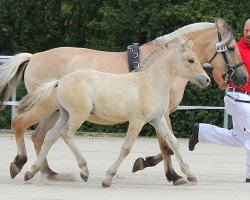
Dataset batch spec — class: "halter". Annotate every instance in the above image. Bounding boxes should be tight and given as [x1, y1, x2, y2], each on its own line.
[208, 33, 245, 83]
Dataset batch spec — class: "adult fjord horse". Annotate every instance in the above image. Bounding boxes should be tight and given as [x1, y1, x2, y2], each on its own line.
[0, 18, 248, 185]
[22, 41, 210, 187]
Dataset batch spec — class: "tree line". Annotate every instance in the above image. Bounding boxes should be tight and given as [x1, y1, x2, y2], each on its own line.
[0, 0, 249, 137]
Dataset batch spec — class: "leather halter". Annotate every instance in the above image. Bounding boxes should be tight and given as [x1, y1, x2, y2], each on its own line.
[208, 33, 245, 83]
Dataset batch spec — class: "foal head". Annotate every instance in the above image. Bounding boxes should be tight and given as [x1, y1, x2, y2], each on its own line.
[175, 39, 211, 88]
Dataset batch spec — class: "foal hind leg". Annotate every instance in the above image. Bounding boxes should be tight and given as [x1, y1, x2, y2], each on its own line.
[102, 120, 144, 188]
[25, 106, 69, 181]
[31, 111, 60, 179]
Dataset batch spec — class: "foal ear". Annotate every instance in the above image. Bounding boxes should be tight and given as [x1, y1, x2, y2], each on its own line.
[187, 38, 195, 49]
[178, 36, 189, 51]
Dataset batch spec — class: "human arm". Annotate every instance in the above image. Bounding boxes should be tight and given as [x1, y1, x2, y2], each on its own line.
[212, 68, 227, 90]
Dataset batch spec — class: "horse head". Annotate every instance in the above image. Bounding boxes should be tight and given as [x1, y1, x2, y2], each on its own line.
[208, 18, 248, 86]
[178, 38, 211, 88]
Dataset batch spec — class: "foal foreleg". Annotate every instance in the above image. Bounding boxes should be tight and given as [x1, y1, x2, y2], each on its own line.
[150, 117, 196, 182]
[102, 121, 144, 188]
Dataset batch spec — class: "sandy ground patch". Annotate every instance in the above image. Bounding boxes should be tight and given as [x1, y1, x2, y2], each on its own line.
[0, 134, 249, 200]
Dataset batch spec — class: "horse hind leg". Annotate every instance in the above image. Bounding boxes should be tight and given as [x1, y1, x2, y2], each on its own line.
[10, 117, 28, 178]
[132, 153, 163, 173]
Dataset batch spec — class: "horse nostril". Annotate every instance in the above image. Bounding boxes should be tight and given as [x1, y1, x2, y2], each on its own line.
[244, 76, 248, 83]
[206, 78, 211, 84]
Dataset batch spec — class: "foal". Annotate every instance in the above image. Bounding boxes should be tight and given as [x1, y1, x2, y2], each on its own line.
[22, 41, 210, 187]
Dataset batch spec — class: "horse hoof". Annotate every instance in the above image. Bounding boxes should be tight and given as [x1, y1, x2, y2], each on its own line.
[173, 178, 189, 185]
[24, 171, 33, 181]
[132, 157, 145, 173]
[80, 173, 88, 182]
[10, 162, 21, 179]
[187, 176, 198, 182]
[102, 181, 111, 188]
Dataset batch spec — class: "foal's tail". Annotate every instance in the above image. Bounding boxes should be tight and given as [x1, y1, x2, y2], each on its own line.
[0, 53, 33, 110]
[17, 80, 59, 116]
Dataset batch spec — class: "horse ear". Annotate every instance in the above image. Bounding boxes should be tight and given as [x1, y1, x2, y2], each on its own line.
[215, 18, 226, 35]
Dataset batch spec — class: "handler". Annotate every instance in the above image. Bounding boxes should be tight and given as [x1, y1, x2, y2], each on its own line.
[189, 18, 250, 182]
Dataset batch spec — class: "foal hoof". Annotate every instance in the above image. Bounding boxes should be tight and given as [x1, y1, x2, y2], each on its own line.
[10, 162, 21, 179]
[173, 178, 189, 185]
[102, 181, 111, 188]
[80, 173, 89, 182]
[132, 157, 145, 173]
[187, 176, 198, 183]
[24, 171, 33, 181]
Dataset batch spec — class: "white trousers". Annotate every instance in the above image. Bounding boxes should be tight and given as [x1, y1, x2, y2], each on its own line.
[198, 91, 250, 179]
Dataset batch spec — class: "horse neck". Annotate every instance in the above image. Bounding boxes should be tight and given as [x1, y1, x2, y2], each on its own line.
[185, 28, 218, 65]
[144, 49, 178, 94]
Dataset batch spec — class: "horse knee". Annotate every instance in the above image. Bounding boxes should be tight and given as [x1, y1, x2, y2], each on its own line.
[161, 144, 174, 155]
[121, 145, 132, 156]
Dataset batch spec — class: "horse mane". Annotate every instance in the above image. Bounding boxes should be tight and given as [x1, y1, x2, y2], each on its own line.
[149, 22, 215, 44]
[149, 18, 234, 47]
[133, 43, 180, 72]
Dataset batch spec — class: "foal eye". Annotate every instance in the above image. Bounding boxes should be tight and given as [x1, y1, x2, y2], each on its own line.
[188, 59, 194, 63]
[228, 47, 235, 51]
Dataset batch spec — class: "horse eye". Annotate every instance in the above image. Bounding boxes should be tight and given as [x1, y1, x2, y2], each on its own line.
[188, 59, 194, 63]
[228, 47, 235, 51]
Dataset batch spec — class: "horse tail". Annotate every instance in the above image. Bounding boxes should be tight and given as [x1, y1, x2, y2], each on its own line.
[0, 53, 33, 110]
[17, 80, 59, 116]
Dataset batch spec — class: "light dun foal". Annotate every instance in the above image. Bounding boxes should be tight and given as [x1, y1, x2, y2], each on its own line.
[23, 40, 210, 187]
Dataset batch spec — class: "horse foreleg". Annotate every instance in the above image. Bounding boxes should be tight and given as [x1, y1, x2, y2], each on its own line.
[133, 114, 186, 185]
[150, 117, 197, 183]
[31, 111, 60, 179]
[157, 133, 188, 185]
[102, 121, 144, 188]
